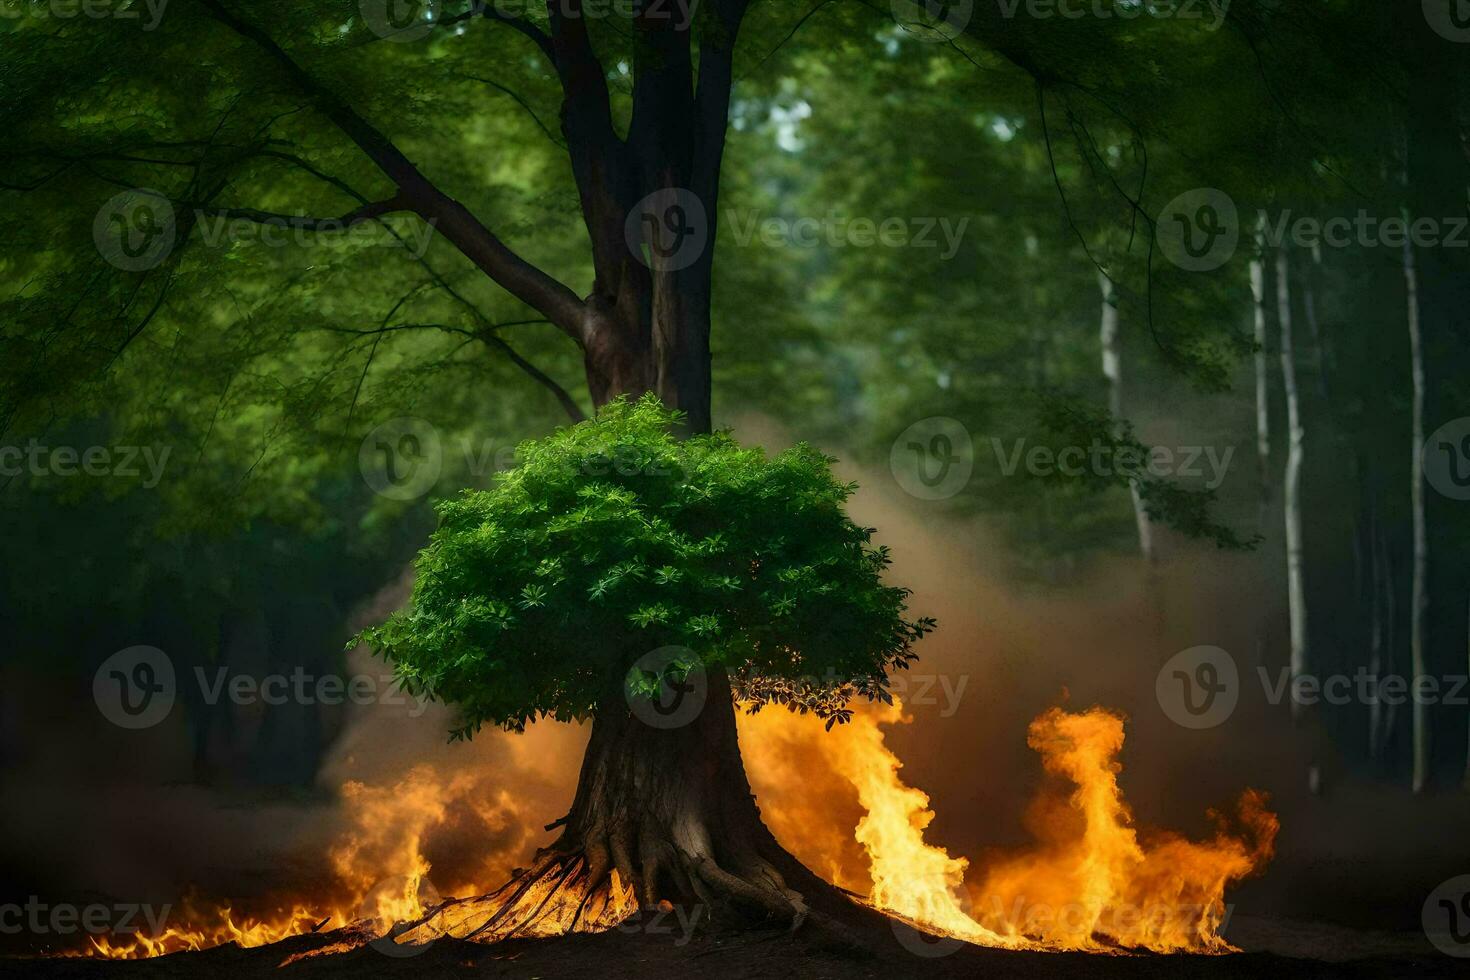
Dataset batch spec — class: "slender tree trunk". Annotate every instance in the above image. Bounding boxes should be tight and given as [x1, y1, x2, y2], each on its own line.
[1300, 244, 1332, 404]
[1383, 523, 1401, 760]
[1098, 272, 1153, 562]
[1250, 236, 1272, 520]
[1404, 233, 1430, 794]
[1277, 249, 1309, 720]
[1366, 503, 1384, 761]
[1399, 0, 1469, 795]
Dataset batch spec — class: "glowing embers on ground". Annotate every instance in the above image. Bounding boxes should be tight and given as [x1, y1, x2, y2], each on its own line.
[743, 702, 1278, 954]
[82, 704, 1275, 959]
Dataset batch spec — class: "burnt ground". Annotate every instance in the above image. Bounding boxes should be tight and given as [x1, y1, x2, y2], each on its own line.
[1, 913, 1462, 980]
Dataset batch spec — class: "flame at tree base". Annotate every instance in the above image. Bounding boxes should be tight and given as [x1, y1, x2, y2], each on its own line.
[743, 703, 1276, 954]
[77, 705, 1275, 960]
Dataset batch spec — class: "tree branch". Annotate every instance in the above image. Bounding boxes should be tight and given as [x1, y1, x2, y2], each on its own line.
[692, 0, 751, 206]
[440, 5, 557, 63]
[199, 0, 588, 344]
[314, 320, 586, 423]
[547, 0, 633, 293]
[455, 73, 566, 148]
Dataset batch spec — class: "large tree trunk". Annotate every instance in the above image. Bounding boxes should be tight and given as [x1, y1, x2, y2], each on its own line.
[496, 192, 847, 938]
[454, 0, 871, 937]
[546, 667, 822, 923]
[549, 277, 842, 925]
[463, 270, 858, 937]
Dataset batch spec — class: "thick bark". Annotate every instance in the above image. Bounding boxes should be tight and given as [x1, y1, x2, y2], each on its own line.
[546, 668, 820, 923]
[464, 666, 861, 939]
[517, 0, 839, 921]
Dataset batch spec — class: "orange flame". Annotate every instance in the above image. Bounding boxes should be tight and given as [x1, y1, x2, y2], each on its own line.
[81, 703, 1273, 959]
[742, 702, 1275, 953]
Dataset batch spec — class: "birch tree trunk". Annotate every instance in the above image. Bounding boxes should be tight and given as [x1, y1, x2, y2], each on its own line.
[1098, 272, 1153, 562]
[1250, 242, 1272, 518]
[1404, 233, 1430, 794]
[1277, 249, 1308, 718]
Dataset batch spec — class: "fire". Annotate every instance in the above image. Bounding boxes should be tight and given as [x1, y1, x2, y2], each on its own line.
[81, 903, 329, 959]
[814, 702, 1023, 949]
[742, 702, 1277, 954]
[78, 703, 1274, 960]
[79, 764, 541, 960]
[972, 707, 1277, 951]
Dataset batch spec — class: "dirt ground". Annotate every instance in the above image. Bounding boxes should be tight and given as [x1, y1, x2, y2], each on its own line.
[1, 913, 1460, 980]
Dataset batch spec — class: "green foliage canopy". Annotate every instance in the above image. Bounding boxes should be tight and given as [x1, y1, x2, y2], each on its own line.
[357, 395, 933, 736]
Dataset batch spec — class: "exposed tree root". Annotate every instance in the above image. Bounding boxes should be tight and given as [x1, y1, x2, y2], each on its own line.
[392, 667, 888, 951]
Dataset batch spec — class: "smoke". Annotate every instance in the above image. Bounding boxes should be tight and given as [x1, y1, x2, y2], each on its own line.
[0, 574, 585, 950]
[3, 413, 1467, 951]
[733, 414, 1470, 932]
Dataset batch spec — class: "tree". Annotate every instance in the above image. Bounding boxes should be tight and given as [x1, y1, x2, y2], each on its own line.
[358, 395, 933, 923]
[1277, 249, 1308, 719]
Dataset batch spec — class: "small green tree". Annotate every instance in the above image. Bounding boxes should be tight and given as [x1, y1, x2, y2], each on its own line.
[358, 394, 933, 926]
